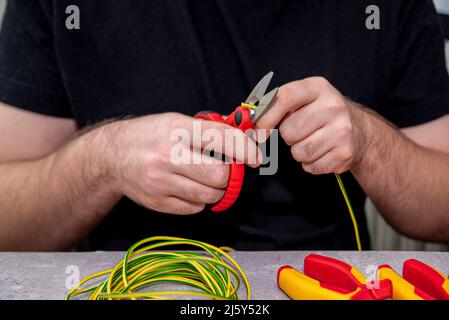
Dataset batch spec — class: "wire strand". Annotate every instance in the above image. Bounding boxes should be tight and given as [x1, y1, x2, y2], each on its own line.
[335, 173, 362, 251]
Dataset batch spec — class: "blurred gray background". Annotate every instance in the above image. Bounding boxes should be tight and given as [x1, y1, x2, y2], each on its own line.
[0, 1, 4, 18]
[0, 0, 447, 251]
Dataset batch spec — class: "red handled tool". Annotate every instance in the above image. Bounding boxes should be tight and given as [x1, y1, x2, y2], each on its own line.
[403, 259, 449, 300]
[195, 72, 278, 212]
[278, 255, 449, 300]
[378, 264, 434, 300]
[378, 259, 449, 300]
[278, 254, 392, 300]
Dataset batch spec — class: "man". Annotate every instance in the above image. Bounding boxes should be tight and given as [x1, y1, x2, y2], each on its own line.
[0, 0, 448, 251]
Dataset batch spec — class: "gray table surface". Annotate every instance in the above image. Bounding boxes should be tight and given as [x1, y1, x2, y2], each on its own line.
[0, 251, 448, 300]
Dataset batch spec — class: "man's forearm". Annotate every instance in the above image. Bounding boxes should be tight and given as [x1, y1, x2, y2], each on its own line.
[0, 126, 121, 250]
[352, 110, 449, 242]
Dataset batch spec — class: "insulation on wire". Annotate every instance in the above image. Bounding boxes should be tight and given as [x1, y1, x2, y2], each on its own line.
[66, 236, 251, 300]
[335, 173, 362, 251]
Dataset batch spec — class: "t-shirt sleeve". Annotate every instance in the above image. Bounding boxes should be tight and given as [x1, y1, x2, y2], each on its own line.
[384, 0, 449, 128]
[0, 0, 72, 118]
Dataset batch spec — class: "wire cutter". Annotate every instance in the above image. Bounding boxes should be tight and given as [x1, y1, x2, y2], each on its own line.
[195, 72, 278, 212]
[378, 259, 449, 300]
[278, 254, 393, 300]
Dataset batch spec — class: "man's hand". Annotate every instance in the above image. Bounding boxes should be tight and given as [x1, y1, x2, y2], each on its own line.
[0, 105, 261, 250]
[256, 77, 449, 243]
[102, 112, 261, 215]
[256, 77, 369, 174]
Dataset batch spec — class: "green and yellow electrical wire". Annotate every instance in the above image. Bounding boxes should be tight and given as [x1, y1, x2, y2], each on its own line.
[66, 236, 251, 300]
[335, 173, 362, 251]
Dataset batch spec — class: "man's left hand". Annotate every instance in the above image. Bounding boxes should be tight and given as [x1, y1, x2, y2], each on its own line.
[256, 77, 371, 174]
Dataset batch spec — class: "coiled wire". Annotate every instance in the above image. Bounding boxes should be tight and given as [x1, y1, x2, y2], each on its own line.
[66, 236, 251, 300]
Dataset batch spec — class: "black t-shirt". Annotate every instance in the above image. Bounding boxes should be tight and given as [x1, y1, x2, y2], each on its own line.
[1, 0, 449, 251]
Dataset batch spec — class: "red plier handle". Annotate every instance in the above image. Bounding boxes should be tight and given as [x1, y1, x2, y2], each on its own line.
[195, 106, 254, 212]
[277, 254, 393, 300]
[194, 71, 278, 211]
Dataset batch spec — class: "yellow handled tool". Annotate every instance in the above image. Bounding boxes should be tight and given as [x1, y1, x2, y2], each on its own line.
[278, 255, 392, 300]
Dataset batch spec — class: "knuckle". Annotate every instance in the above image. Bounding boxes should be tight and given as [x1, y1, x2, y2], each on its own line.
[197, 163, 211, 177]
[302, 140, 317, 159]
[144, 167, 161, 186]
[302, 163, 319, 175]
[203, 188, 222, 204]
[154, 149, 170, 166]
[303, 109, 316, 124]
[190, 204, 206, 214]
[279, 122, 296, 145]
[315, 163, 327, 175]
[303, 159, 333, 175]
[311, 76, 329, 87]
[293, 139, 319, 163]
[277, 85, 295, 109]
[291, 145, 302, 162]
[338, 146, 353, 161]
[168, 113, 189, 129]
[213, 165, 229, 188]
[326, 98, 345, 113]
[198, 164, 229, 188]
[177, 183, 201, 202]
[180, 187, 195, 201]
[174, 204, 197, 215]
[149, 197, 165, 211]
[346, 122, 354, 133]
[334, 167, 347, 174]
[339, 121, 353, 136]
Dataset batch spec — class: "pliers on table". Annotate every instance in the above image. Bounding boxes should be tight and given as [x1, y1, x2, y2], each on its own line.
[378, 259, 449, 300]
[195, 72, 278, 212]
[278, 254, 393, 300]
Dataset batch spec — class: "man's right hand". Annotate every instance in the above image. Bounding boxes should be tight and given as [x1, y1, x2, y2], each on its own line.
[99, 112, 262, 215]
[0, 105, 261, 249]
